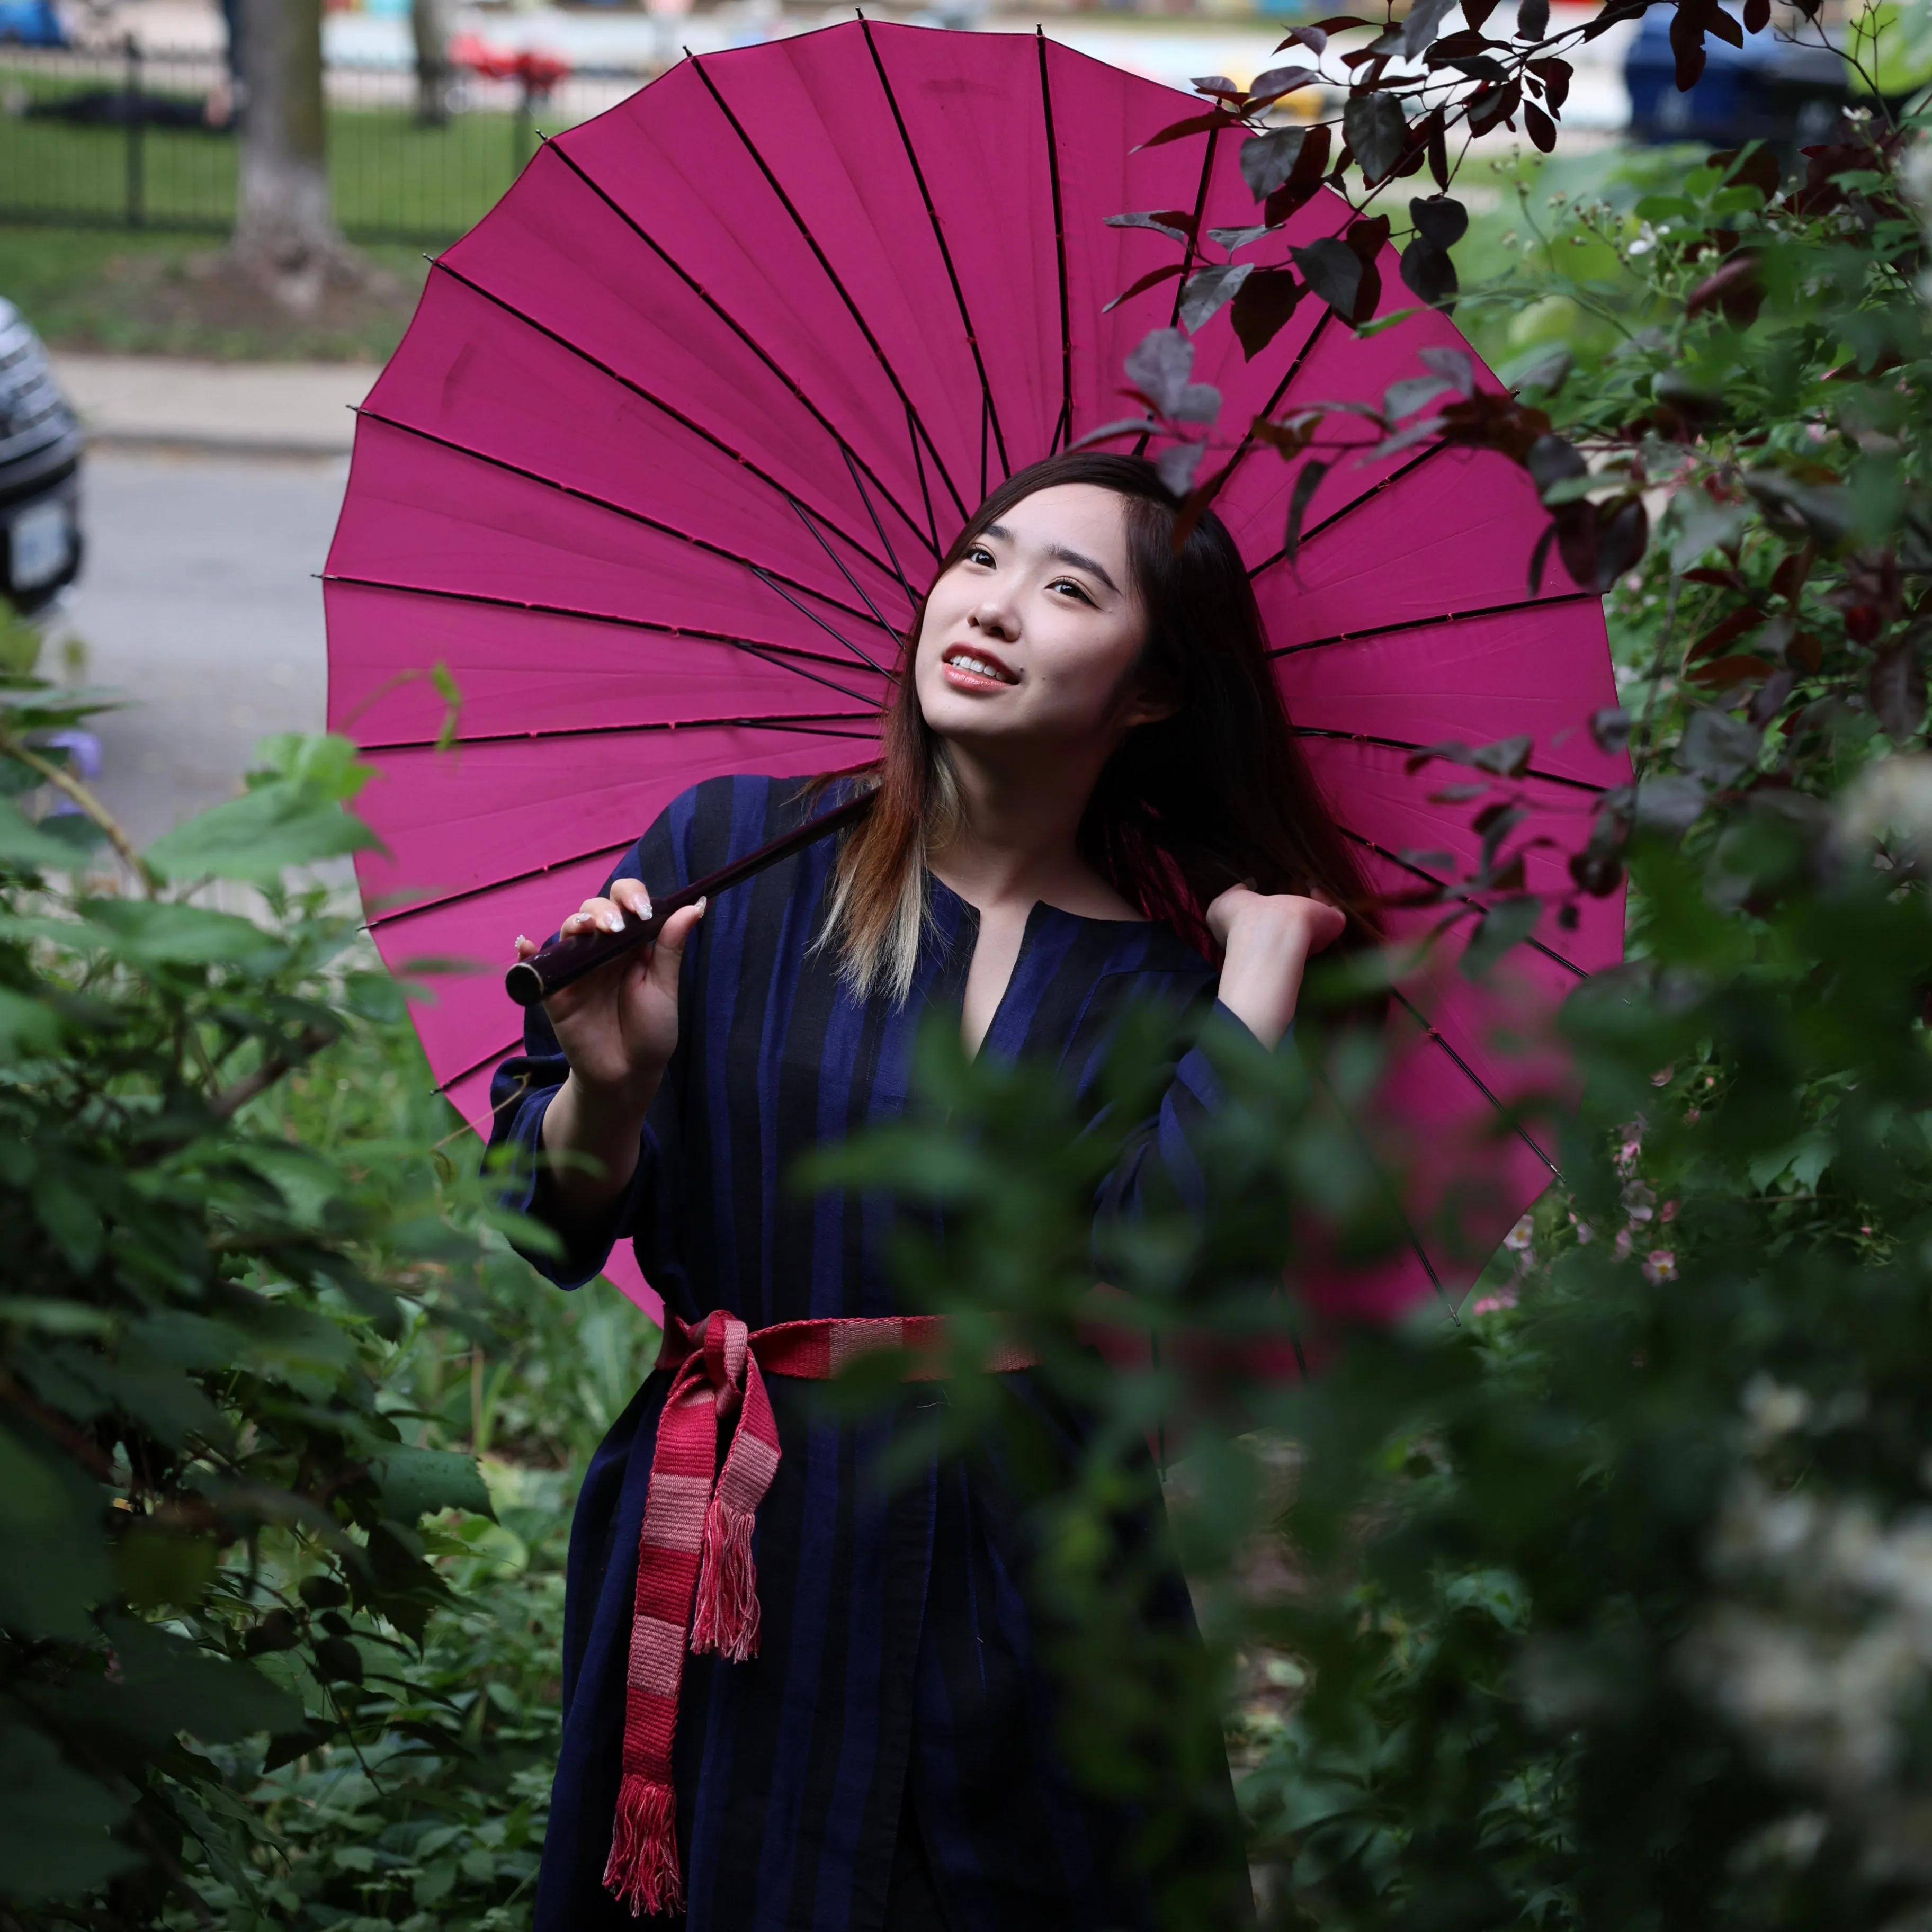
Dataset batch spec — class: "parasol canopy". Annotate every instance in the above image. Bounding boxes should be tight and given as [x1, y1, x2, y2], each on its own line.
[324, 20, 1628, 1323]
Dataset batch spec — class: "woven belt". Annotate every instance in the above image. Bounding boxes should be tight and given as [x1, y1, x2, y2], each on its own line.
[604, 1310, 1039, 1916]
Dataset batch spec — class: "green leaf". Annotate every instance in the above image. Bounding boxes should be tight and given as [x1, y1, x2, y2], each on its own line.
[0, 1722, 138, 1902]
[1461, 896, 1542, 977]
[146, 780, 380, 887]
[78, 898, 279, 968]
[44, 1616, 306, 1746]
[372, 1445, 496, 1522]
[0, 797, 99, 873]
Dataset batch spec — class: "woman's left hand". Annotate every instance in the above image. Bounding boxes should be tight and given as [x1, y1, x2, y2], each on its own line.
[1205, 884, 1348, 1050]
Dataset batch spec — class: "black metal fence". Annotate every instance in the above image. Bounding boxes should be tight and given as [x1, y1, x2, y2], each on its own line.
[0, 41, 649, 246]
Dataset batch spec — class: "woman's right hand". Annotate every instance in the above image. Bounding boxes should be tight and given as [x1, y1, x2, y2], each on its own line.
[514, 879, 706, 1113]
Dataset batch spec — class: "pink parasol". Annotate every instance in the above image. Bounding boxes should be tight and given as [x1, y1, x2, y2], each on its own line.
[324, 21, 1627, 1325]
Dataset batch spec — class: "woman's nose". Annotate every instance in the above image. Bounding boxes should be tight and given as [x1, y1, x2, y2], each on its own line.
[969, 601, 1016, 640]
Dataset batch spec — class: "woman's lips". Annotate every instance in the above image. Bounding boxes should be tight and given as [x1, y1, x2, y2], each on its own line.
[941, 646, 1017, 691]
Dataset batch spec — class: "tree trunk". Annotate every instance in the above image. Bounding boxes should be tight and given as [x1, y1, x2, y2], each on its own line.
[411, 0, 452, 126]
[231, 0, 343, 309]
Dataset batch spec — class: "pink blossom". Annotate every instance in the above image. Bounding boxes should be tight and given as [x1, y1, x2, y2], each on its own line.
[1642, 1249, 1677, 1283]
[1472, 1288, 1519, 1316]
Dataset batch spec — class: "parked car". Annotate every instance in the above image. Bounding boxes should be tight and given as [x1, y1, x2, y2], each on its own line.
[1625, 3, 1847, 154]
[0, 298, 82, 614]
[0, 0, 65, 47]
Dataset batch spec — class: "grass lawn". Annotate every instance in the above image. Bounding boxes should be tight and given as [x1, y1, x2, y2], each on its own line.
[1, 64, 530, 241]
[0, 225, 431, 360]
[0, 64, 531, 357]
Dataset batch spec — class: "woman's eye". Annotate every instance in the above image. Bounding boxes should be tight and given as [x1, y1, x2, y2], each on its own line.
[1050, 578, 1093, 604]
[967, 545, 994, 567]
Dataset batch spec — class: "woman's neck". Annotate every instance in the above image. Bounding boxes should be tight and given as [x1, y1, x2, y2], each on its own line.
[925, 739, 1138, 921]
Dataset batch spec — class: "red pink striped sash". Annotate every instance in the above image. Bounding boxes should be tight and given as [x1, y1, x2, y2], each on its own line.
[604, 1309, 1039, 1916]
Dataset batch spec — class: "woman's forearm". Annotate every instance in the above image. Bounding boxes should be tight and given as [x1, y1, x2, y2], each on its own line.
[537, 1069, 661, 1232]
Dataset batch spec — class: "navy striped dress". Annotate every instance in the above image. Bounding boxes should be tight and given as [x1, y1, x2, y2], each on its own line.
[491, 774, 1250, 1931]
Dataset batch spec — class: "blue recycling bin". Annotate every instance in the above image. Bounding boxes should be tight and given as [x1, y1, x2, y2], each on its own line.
[1625, 4, 1847, 152]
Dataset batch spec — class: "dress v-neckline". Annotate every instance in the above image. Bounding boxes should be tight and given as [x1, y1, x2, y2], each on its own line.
[927, 875, 1152, 1062]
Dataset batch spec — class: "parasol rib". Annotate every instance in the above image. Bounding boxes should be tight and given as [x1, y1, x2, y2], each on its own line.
[366, 834, 634, 932]
[1247, 440, 1450, 582]
[842, 447, 919, 612]
[541, 140, 939, 562]
[1290, 723, 1608, 795]
[1341, 827, 1593, 980]
[1268, 587, 1603, 659]
[785, 497, 901, 670]
[1389, 986, 1562, 1179]
[686, 52, 972, 525]
[906, 401, 941, 553]
[427, 254, 910, 592]
[1035, 30, 1073, 458]
[1212, 307, 1335, 506]
[752, 565, 899, 670]
[359, 709, 878, 761]
[1308, 1056, 1457, 1316]
[1134, 124, 1221, 461]
[860, 17, 1011, 486]
[353, 405, 893, 667]
[323, 573, 895, 704]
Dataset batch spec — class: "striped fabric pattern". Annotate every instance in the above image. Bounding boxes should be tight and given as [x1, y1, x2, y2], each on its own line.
[491, 774, 1250, 1931]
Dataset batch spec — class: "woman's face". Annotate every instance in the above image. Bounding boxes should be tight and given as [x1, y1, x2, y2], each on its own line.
[913, 484, 1166, 758]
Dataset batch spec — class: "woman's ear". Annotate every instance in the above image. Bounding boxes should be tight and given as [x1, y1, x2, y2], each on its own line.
[1118, 678, 1178, 731]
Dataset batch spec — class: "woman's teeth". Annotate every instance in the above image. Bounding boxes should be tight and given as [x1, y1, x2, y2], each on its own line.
[949, 655, 1013, 683]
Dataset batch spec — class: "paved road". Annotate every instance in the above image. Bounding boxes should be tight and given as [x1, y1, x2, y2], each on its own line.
[58, 449, 345, 848]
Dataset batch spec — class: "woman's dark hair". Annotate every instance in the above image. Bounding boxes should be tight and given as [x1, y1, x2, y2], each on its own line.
[820, 450, 1377, 999]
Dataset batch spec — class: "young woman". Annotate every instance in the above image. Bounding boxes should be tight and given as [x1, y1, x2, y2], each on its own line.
[493, 451, 1369, 1931]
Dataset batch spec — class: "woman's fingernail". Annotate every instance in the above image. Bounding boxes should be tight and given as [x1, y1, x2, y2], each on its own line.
[603, 910, 625, 933]
[696, 896, 708, 917]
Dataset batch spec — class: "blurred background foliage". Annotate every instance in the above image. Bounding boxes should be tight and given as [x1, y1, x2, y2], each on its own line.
[813, 46, 1932, 1932]
[7, 8, 1932, 1929]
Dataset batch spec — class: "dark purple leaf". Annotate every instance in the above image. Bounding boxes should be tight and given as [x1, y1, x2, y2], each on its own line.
[1427, 114, 1451, 186]
[1669, 2, 1709, 88]
[1463, 0, 1499, 26]
[1467, 78, 1524, 132]
[1103, 263, 1185, 315]
[1230, 270, 1306, 360]
[1249, 64, 1320, 103]
[1400, 0, 1459, 57]
[1105, 209, 1199, 242]
[1156, 441, 1208, 497]
[1528, 522, 1558, 594]
[1743, 0, 1769, 28]
[1125, 328, 1222, 424]
[1596, 498, 1650, 588]
[1747, 669, 1795, 728]
[1275, 25, 1330, 54]
[1344, 92, 1410, 182]
[1419, 345, 1475, 395]
[1677, 708, 1761, 783]
[1400, 240, 1457, 306]
[1179, 263, 1254, 332]
[1524, 101, 1557, 150]
[1208, 223, 1274, 253]
[1290, 237, 1364, 321]
[1189, 73, 1240, 96]
[1871, 642, 1928, 741]
[1704, 3, 1746, 46]
[1528, 56, 1572, 105]
[1527, 434, 1588, 498]
[1140, 111, 1236, 151]
[1411, 193, 1470, 249]
[1263, 123, 1331, 223]
[1517, 0, 1551, 35]
[1241, 126, 1308, 199]
[1591, 706, 1633, 753]
[1283, 459, 1333, 564]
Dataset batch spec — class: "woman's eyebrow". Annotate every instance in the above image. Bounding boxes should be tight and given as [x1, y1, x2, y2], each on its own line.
[981, 522, 1120, 595]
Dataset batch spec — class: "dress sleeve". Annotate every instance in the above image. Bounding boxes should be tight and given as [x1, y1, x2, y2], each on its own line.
[484, 811, 689, 1291]
[1092, 1000, 1293, 1231]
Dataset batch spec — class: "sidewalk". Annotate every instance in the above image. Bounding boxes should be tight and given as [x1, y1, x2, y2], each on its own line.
[50, 353, 377, 459]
